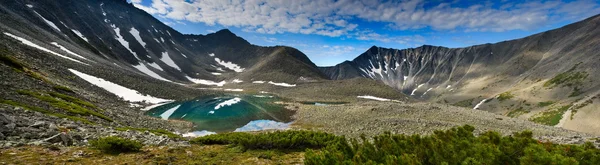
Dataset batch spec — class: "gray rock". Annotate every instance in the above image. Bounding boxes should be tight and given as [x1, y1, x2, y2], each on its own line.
[48, 123, 58, 130]
[0, 132, 4, 140]
[5, 123, 15, 131]
[60, 133, 73, 146]
[30, 121, 46, 128]
[43, 133, 63, 144]
[0, 113, 14, 124]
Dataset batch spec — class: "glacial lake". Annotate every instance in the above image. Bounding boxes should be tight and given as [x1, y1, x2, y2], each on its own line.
[145, 94, 295, 136]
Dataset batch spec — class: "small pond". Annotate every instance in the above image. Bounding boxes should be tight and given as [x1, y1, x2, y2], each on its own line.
[145, 94, 295, 136]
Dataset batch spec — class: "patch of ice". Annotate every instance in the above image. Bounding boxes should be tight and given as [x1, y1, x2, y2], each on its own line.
[160, 105, 181, 120]
[232, 79, 243, 83]
[446, 85, 452, 89]
[185, 76, 225, 86]
[259, 91, 269, 94]
[211, 72, 222, 75]
[224, 89, 244, 92]
[141, 101, 172, 111]
[357, 95, 391, 101]
[112, 25, 139, 59]
[214, 57, 244, 72]
[234, 120, 290, 132]
[268, 81, 296, 87]
[4, 33, 87, 65]
[133, 64, 171, 82]
[153, 38, 160, 43]
[68, 69, 171, 103]
[129, 27, 146, 47]
[147, 62, 163, 71]
[208, 53, 215, 57]
[208, 111, 215, 114]
[33, 11, 60, 32]
[410, 84, 425, 96]
[160, 37, 165, 43]
[182, 130, 216, 137]
[70, 29, 88, 42]
[50, 42, 88, 60]
[26, 4, 33, 8]
[160, 52, 181, 71]
[215, 97, 241, 110]
[473, 99, 488, 110]
[252, 81, 265, 84]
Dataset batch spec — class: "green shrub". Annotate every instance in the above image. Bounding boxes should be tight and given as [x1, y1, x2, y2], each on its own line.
[498, 92, 514, 101]
[531, 104, 573, 126]
[89, 136, 143, 154]
[0, 99, 93, 124]
[304, 125, 600, 165]
[190, 130, 344, 150]
[538, 101, 555, 107]
[16, 90, 111, 122]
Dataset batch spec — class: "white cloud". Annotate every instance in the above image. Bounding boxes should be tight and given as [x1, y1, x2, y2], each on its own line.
[132, 0, 600, 36]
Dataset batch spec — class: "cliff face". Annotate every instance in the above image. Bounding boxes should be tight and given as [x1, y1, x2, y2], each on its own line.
[321, 14, 600, 134]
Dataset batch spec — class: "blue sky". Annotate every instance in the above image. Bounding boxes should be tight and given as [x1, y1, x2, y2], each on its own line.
[129, 0, 600, 66]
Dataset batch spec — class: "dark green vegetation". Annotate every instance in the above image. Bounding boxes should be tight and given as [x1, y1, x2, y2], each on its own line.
[188, 126, 600, 164]
[452, 98, 474, 107]
[89, 137, 143, 154]
[531, 104, 573, 126]
[0, 99, 93, 124]
[498, 92, 515, 101]
[0, 51, 49, 83]
[115, 127, 181, 139]
[305, 125, 600, 164]
[544, 64, 588, 88]
[507, 107, 530, 117]
[15, 90, 112, 122]
[538, 101, 555, 107]
[190, 130, 343, 150]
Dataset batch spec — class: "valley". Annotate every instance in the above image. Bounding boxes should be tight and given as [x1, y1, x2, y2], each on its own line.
[0, 0, 599, 164]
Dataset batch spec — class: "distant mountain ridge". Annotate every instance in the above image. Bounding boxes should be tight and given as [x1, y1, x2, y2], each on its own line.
[321, 14, 600, 134]
[0, 0, 326, 85]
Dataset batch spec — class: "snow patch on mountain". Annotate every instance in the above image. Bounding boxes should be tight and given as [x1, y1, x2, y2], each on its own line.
[4, 33, 87, 65]
[26, 4, 33, 8]
[133, 64, 171, 82]
[215, 97, 241, 110]
[208, 53, 215, 57]
[473, 99, 488, 110]
[357, 95, 390, 101]
[185, 76, 226, 86]
[411, 84, 425, 96]
[70, 29, 88, 42]
[268, 81, 296, 87]
[232, 79, 243, 83]
[214, 58, 244, 72]
[147, 62, 163, 71]
[68, 69, 171, 104]
[50, 42, 88, 60]
[211, 72, 222, 75]
[224, 89, 244, 92]
[252, 81, 265, 84]
[234, 120, 290, 132]
[111, 25, 139, 60]
[129, 27, 146, 47]
[33, 11, 60, 32]
[160, 52, 181, 71]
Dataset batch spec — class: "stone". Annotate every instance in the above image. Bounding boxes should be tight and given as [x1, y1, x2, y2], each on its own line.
[60, 133, 73, 146]
[48, 123, 58, 130]
[0, 113, 14, 124]
[30, 121, 46, 128]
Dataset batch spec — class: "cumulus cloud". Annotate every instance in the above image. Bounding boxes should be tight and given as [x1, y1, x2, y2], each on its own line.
[132, 0, 600, 36]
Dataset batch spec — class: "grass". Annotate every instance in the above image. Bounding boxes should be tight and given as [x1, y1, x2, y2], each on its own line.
[530, 104, 573, 126]
[16, 90, 112, 122]
[497, 91, 514, 101]
[537, 101, 555, 107]
[115, 127, 181, 139]
[48, 92, 99, 110]
[507, 107, 529, 117]
[0, 99, 93, 124]
[451, 98, 474, 107]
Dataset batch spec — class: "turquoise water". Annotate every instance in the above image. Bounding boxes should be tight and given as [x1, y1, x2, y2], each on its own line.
[145, 95, 295, 134]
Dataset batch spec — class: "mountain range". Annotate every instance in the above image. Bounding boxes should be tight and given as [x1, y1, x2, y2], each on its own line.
[0, 0, 599, 150]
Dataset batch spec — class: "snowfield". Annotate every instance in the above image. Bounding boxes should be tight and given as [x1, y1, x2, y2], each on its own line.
[185, 76, 226, 86]
[147, 62, 164, 71]
[129, 27, 146, 47]
[70, 29, 88, 42]
[4, 33, 87, 65]
[215, 97, 241, 110]
[133, 64, 172, 82]
[214, 57, 244, 72]
[68, 69, 172, 104]
[160, 52, 181, 71]
[160, 105, 181, 120]
[50, 42, 88, 60]
[268, 81, 296, 87]
[111, 25, 139, 59]
[33, 11, 60, 32]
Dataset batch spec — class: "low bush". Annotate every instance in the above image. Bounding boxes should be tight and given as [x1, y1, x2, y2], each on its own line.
[498, 92, 514, 101]
[190, 130, 344, 150]
[305, 125, 600, 165]
[89, 136, 143, 154]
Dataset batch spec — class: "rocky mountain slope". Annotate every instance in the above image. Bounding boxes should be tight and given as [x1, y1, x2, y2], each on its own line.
[321, 14, 600, 135]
